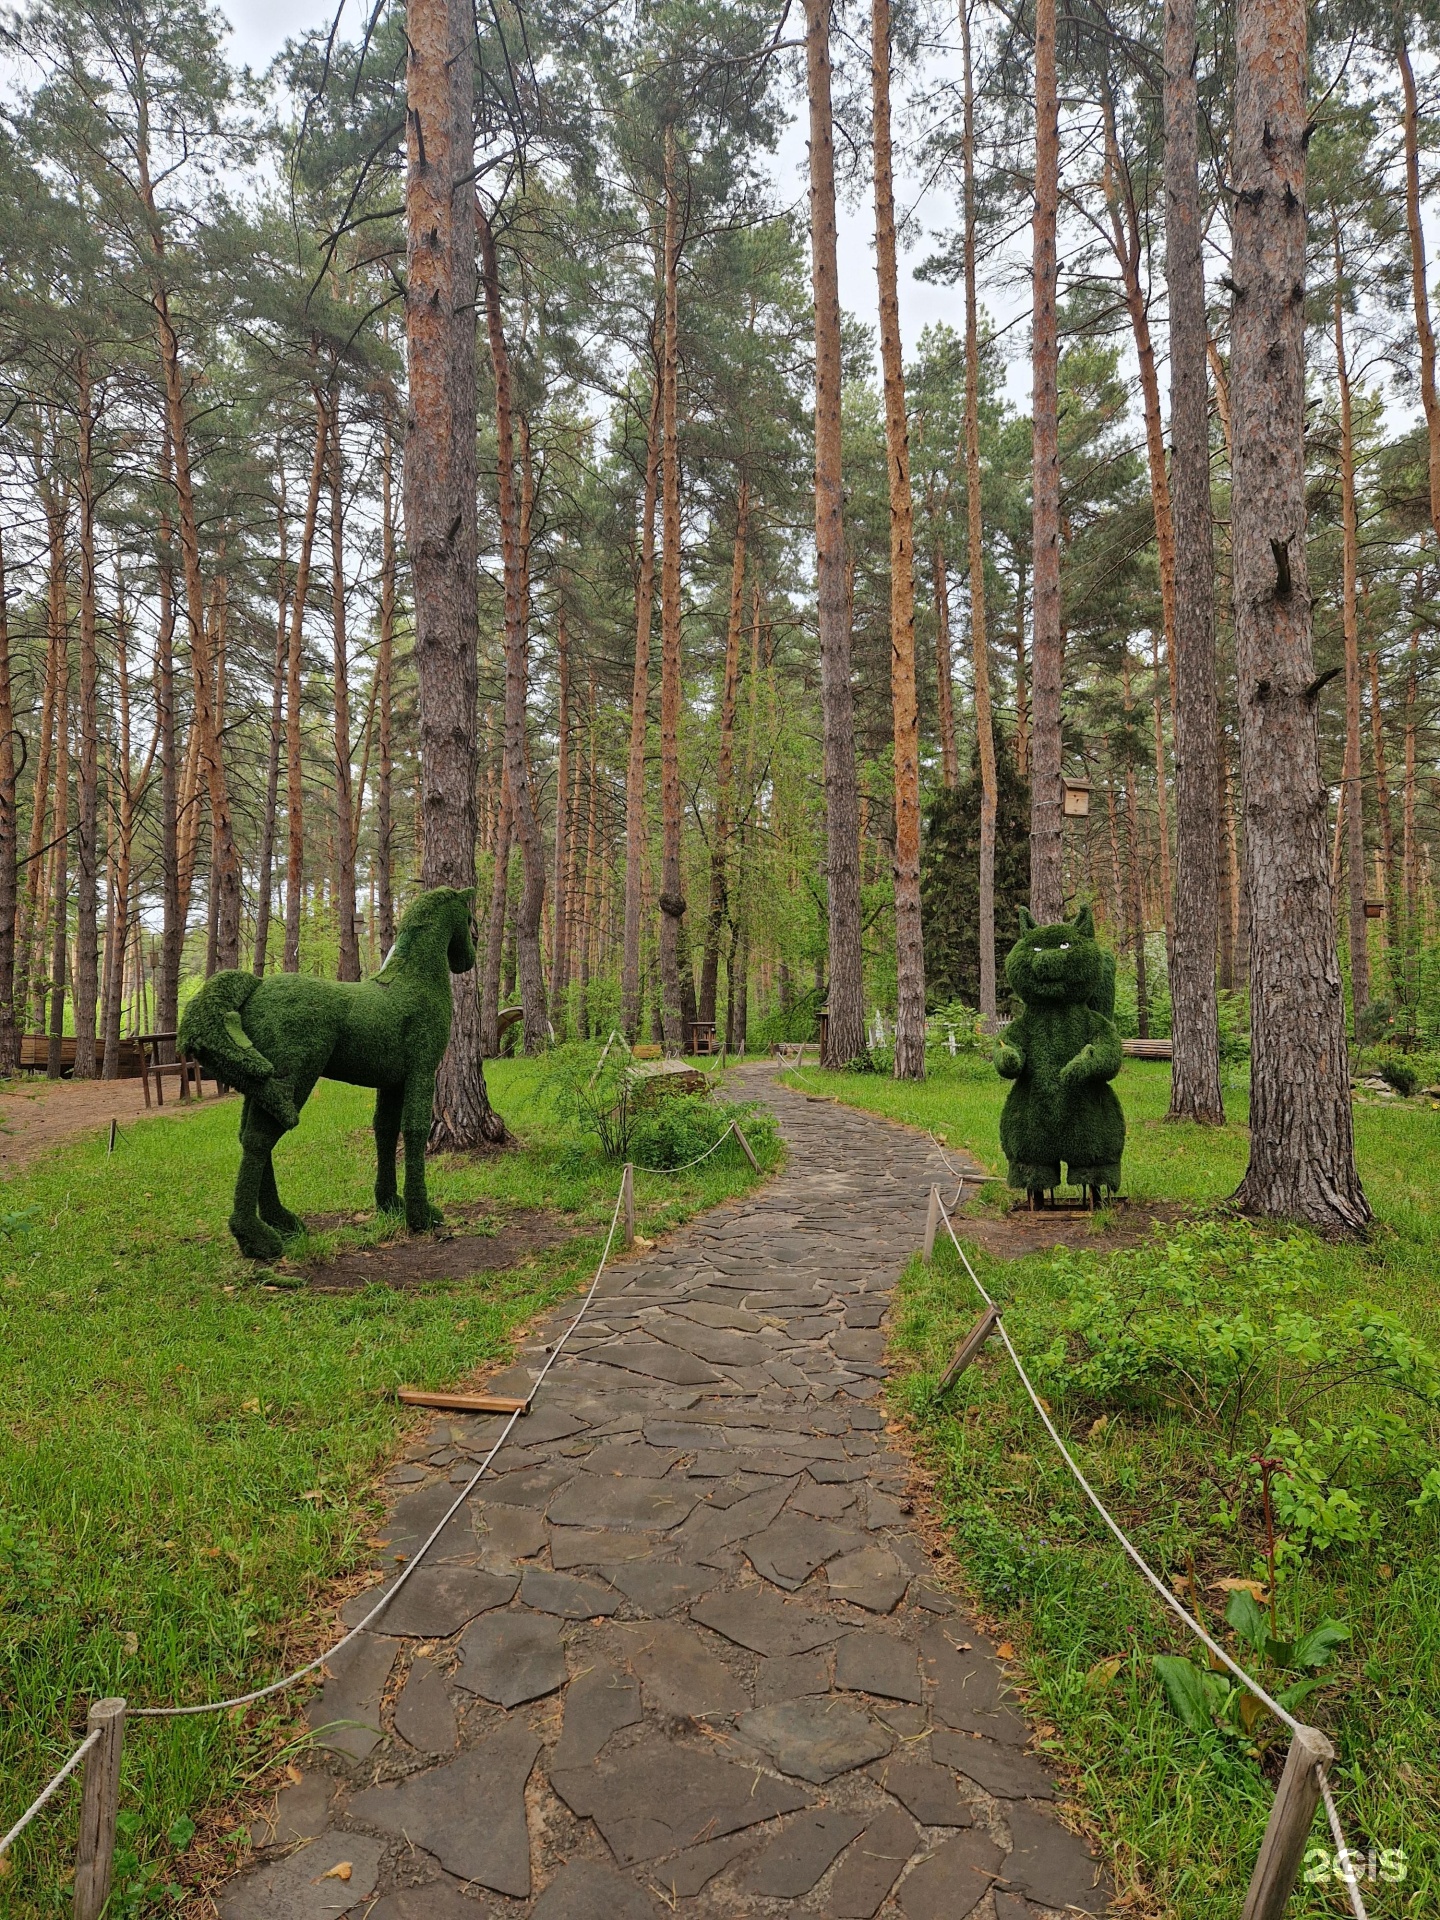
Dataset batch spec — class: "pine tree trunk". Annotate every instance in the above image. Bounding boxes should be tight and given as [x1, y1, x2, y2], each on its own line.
[253, 452, 288, 973]
[1368, 648, 1396, 939]
[47, 654, 70, 1079]
[1013, 554, 1029, 777]
[1398, 36, 1440, 549]
[551, 594, 571, 1023]
[622, 377, 661, 1040]
[1121, 657, 1150, 1038]
[377, 424, 397, 955]
[1163, 0, 1224, 1120]
[0, 532, 16, 1073]
[658, 127, 688, 1054]
[102, 568, 143, 1078]
[1029, 0, 1064, 923]
[872, 0, 925, 1080]
[699, 483, 748, 1027]
[285, 391, 327, 972]
[805, 0, 865, 1065]
[962, 0, 998, 1029]
[479, 772, 511, 1055]
[580, 672, 599, 1038]
[1333, 232, 1369, 1032]
[931, 540, 958, 789]
[405, 0, 503, 1144]
[329, 388, 360, 981]
[73, 358, 101, 1076]
[478, 208, 547, 1051]
[1403, 616, 1418, 950]
[1217, 728, 1237, 992]
[22, 459, 66, 1044]
[1229, 0, 1367, 1230]
[154, 459, 181, 1047]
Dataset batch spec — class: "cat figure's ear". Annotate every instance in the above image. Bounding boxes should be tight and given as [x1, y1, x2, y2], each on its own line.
[1017, 906, 1036, 933]
[1070, 904, 1096, 939]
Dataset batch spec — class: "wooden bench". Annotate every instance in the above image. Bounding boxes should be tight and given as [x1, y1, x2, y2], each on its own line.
[138, 1033, 204, 1107]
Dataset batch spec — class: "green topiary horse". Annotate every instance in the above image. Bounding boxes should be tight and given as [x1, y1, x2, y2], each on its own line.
[994, 904, 1125, 1201]
[178, 887, 477, 1259]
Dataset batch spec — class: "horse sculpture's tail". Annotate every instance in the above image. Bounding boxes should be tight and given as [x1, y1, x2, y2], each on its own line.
[178, 972, 300, 1131]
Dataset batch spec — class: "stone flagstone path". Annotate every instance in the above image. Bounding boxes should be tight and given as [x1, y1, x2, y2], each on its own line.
[219, 1066, 1109, 1920]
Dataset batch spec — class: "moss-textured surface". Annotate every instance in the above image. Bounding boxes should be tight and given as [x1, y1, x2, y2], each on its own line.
[179, 888, 476, 1259]
[995, 906, 1126, 1194]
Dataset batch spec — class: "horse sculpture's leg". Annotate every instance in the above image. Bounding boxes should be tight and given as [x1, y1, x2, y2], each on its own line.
[231, 1097, 286, 1260]
[401, 1072, 443, 1231]
[374, 1085, 404, 1216]
[258, 1157, 303, 1238]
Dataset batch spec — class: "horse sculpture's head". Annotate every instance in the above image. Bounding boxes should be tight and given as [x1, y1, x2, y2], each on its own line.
[383, 887, 477, 980]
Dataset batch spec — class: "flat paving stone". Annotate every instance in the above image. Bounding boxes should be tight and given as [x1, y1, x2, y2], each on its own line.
[649, 1832, 754, 1898]
[736, 1809, 869, 1897]
[869, 1757, 975, 1826]
[307, 1632, 393, 1760]
[931, 1729, 1056, 1799]
[455, 1612, 567, 1706]
[550, 1737, 810, 1864]
[482, 1465, 573, 1510]
[828, 1808, 918, 1918]
[602, 1561, 716, 1615]
[585, 1339, 722, 1386]
[530, 1859, 664, 1920]
[1000, 1800, 1108, 1912]
[549, 1527, 656, 1568]
[691, 1588, 847, 1656]
[826, 1544, 910, 1613]
[552, 1664, 642, 1770]
[790, 1480, 860, 1517]
[519, 1568, 621, 1618]
[351, 1566, 518, 1639]
[361, 1885, 490, 1920]
[835, 1631, 925, 1703]
[745, 1517, 859, 1590]
[755, 1650, 832, 1702]
[671, 1478, 796, 1560]
[475, 1505, 547, 1565]
[920, 1625, 1013, 1729]
[250, 1772, 335, 1848]
[896, 1829, 1006, 1919]
[393, 1653, 458, 1752]
[547, 1477, 697, 1531]
[737, 1696, 893, 1782]
[580, 1441, 684, 1478]
[349, 1726, 539, 1897]
[615, 1620, 749, 1719]
[217, 1833, 385, 1920]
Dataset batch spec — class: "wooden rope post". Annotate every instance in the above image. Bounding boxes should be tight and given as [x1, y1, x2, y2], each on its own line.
[1240, 1723, 1334, 1920]
[731, 1122, 760, 1172]
[73, 1697, 125, 1920]
[621, 1162, 635, 1248]
[922, 1185, 941, 1263]
[936, 1305, 1000, 1396]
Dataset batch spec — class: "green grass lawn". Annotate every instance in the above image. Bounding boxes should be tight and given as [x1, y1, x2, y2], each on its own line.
[0, 1060, 777, 1915]
[785, 1054, 1438, 1917]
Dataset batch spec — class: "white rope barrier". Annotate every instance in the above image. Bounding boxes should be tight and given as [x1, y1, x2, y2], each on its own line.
[0, 1728, 101, 1862]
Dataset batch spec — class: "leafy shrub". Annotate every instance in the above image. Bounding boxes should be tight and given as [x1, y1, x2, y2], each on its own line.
[1373, 1048, 1419, 1097]
[1032, 1223, 1440, 1560]
[540, 1041, 775, 1171]
[628, 1092, 777, 1171]
[750, 987, 824, 1051]
[1154, 1585, 1348, 1740]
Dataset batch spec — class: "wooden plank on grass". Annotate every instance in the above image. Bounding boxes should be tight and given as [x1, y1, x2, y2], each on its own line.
[397, 1388, 529, 1414]
[936, 1305, 1001, 1396]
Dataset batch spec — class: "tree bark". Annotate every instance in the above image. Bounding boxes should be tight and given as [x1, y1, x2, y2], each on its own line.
[46, 647, 70, 1079]
[931, 540, 958, 788]
[329, 386, 360, 980]
[1121, 658, 1149, 1038]
[622, 375, 661, 1040]
[1229, 0, 1367, 1230]
[1332, 227, 1368, 1032]
[1163, 0, 1224, 1120]
[700, 483, 749, 1027]
[551, 593, 571, 1023]
[405, 0, 503, 1143]
[0, 531, 16, 1073]
[479, 771, 511, 1055]
[962, 0, 998, 1029]
[377, 422, 397, 956]
[477, 206, 547, 1051]
[1029, 0, 1064, 923]
[658, 126, 688, 1054]
[1398, 34, 1440, 550]
[285, 391, 327, 972]
[872, 0, 925, 1079]
[73, 357, 101, 1075]
[154, 449, 181, 1045]
[253, 449, 288, 973]
[1368, 646, 1396, 939]
[805, 0, 865, 1065]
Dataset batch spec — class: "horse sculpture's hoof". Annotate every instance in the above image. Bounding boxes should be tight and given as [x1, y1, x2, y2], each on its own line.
[407, 1204, 444, 1233]
[231, 1214, 285, 1260]
[261, 1205, 304, 1238]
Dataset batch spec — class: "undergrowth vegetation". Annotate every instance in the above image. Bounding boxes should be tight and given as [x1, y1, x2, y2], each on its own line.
[0, 1062, 778, 1915]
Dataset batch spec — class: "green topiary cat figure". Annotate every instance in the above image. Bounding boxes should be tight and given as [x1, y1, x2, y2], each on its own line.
[178, 887, 477, 1260]
[994, 904, 1125, 1200]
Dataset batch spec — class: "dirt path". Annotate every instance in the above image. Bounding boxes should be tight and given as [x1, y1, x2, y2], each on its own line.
[217, 1065, 1108, 1920]
[0, 1074, 218, 1175]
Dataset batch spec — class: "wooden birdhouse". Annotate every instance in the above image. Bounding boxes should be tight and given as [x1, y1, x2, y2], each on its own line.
[1364, 900, 1384, 920]
[1062, 777, 1092, 819]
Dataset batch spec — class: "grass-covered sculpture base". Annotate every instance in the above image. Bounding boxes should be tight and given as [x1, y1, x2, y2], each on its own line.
[179, 887, 477, 1259]
[994, 905, 1125, 1199]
